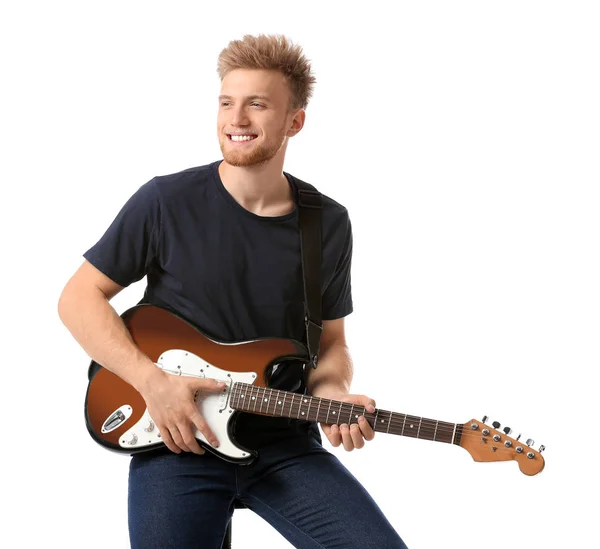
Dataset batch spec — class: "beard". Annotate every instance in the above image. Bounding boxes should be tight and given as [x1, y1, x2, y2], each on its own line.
[219, 123, 288, 168]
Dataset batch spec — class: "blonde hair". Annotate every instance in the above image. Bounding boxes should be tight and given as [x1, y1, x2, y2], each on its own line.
[217, 34, 316, 110]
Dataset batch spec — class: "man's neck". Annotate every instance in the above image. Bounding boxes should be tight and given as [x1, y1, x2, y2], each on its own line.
[218, 158, 294, 217]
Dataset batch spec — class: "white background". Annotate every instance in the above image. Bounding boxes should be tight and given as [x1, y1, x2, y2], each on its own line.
[1, 1, 598, 547]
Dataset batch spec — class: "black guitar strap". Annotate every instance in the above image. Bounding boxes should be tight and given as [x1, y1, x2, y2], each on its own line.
[291, 175, 323, 369]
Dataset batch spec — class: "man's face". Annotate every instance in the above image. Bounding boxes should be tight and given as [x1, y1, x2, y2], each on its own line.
[217, 69, 301, 167]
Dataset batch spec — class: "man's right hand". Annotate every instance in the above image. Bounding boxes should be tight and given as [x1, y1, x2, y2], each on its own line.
[138, 368, 226, 455]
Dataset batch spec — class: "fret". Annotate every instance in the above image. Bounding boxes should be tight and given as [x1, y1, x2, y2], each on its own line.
[250, 385, 259, 412]
[300, 395, 307, 419]
[264, 389, 274, 414]
[402, 415, 421, 438]
[452, 423, 462, 445]
[274, 390, 281, 416]
[243, 384, 250, 411]
[417, 418, 438, 441]
[387, 411, 394, 433]
[399, 413, 406, 436]
[230, 384, 237, 408]
[433, 420, 439, 441]
[240, 384, 250, 411]
[301, 395, 309, 419]
[305, 396, 313, 421]
[432, 420, 456, 444]
[315, 397, 322, 423]
[348, 404, 355, 425]
[326, 399, 333, 424]
[373, 410, 392, 433]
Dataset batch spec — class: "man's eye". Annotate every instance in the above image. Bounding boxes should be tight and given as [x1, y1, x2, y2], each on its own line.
[220, 102, 231, 107]
[251, 103, 264, 108]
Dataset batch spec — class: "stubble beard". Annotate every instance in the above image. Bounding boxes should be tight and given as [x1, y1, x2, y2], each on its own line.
[219, 123, 288, 168]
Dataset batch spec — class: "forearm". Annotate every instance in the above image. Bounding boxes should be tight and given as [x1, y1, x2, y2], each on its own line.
[306, 341, 353, 398]
[58, 285, 159, 393]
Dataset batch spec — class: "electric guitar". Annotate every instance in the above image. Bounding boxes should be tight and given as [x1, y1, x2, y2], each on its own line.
[84, 304, 546, 476]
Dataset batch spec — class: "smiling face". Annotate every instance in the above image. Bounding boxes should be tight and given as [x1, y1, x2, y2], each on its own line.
[217, 69, 304, 167]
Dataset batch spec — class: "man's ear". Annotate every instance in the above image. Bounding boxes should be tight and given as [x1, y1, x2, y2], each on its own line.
[287, 109, 306, 137]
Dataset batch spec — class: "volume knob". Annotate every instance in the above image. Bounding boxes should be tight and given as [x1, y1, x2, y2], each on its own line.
[125, 433, 138, 446]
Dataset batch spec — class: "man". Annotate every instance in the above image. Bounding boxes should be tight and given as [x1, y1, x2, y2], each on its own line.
[58, 34, 408, 549]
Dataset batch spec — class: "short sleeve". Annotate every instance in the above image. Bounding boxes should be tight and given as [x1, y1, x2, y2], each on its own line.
[83, 179, 161, 287]
[322, 215, 353, 320]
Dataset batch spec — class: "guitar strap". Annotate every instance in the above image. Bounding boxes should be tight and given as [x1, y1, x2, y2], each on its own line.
[292, 176, 323, 369]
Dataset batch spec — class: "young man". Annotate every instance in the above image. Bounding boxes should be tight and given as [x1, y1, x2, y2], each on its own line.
[58, 34, 408, 549]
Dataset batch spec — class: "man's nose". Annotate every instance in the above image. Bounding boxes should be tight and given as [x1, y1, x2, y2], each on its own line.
[231, 105, 249, 126]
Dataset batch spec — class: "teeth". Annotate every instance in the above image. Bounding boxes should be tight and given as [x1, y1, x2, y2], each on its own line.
[230, 135, 256, 142]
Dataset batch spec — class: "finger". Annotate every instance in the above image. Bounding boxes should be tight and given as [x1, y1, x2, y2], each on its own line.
[326, 423, 342, 447]
[359, 398, 376, 413]
[194, 378, 227, 395]
[349, 423, 365, 449]
[339, 424, 354, 451]
[189, 408, 219, 449]
[169, 424, 193, 453]
[158, 425, 182, 454]
[179, 422, 206, 455]
[348, 395, 376, 413]
[358, 415, 375, 441]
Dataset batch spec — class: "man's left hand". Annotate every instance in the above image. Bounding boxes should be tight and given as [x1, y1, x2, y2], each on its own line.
[317, 392, 376, 451]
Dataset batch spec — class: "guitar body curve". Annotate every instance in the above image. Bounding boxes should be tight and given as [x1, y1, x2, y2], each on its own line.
[84, 304, 308, 463]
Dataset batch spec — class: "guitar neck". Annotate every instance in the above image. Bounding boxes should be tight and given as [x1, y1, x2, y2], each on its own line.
[229, 383, 463, 445]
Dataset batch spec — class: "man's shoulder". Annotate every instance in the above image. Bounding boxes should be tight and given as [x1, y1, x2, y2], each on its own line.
[286, 171, 349, 220]
[150, 160, 217, 193]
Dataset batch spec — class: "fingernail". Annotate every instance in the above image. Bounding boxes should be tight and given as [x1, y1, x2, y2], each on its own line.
[217, 382, 226, 387]
[358, 416, 365, 423]
[211, 440, 219, 447]
[367, 404, 375, 413]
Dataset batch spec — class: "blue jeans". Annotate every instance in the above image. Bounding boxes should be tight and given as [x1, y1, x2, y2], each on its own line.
[128, 433, 408, 548]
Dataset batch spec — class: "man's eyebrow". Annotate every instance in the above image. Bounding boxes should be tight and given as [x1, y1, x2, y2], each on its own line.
[218, 94, 271, 102]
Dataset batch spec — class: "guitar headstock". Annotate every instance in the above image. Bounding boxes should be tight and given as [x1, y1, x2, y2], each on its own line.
[460, 416, 545, 476]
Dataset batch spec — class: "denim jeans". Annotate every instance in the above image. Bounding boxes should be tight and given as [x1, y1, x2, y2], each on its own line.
[128, 433, 408, 548]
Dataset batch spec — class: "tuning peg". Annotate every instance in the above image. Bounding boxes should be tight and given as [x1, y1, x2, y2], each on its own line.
[539, 445, 546, 453]
[503, 426, 512, 435]
[492, 421, 501, 429]
[526, 438, 535, 446]
[482, 415, 489, 423]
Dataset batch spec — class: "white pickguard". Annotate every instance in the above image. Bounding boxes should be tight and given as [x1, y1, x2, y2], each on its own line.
[119, 349, 257, 460]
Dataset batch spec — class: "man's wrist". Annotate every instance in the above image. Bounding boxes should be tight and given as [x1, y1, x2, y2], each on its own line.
[130, 360, 165, 395]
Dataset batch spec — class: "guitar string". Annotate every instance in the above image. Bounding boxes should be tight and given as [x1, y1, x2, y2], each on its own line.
[227, 382, 486, 434]
[227, 382, 483, 435]
[226, 384, 535, 452]
[225, 383, 537, 448]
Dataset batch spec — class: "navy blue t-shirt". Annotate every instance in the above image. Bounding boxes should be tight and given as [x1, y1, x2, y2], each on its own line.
[84, 159, 353, 448]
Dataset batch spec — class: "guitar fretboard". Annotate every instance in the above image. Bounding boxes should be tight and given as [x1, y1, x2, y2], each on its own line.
[229, 383, 463, 445]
